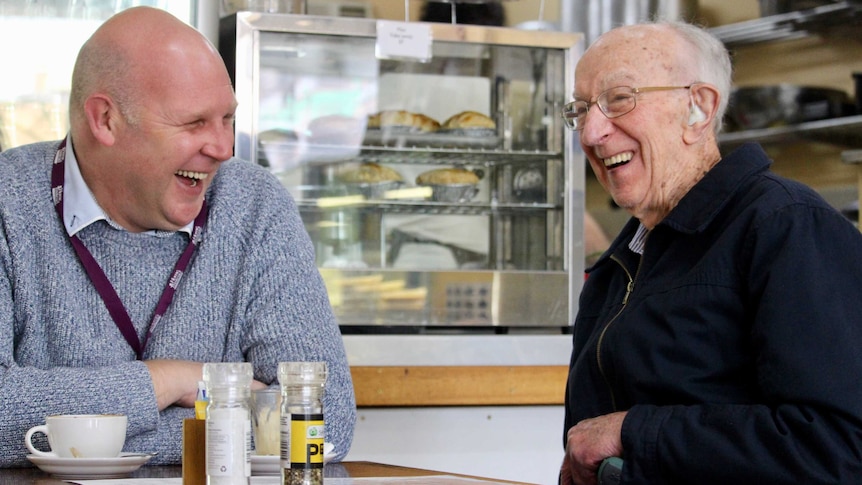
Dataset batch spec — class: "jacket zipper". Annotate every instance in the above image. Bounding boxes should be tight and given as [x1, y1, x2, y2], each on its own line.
[596, 244, 645, 411]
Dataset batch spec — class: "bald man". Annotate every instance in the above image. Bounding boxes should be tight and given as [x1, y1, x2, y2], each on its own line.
[0, 7, 355, 466]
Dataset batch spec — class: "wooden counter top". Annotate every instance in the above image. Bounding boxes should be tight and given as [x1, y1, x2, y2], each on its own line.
[0, 461, 535, 484]
[351, 365, 569, 406]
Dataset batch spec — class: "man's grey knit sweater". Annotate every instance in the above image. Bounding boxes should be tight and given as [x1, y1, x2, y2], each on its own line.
[0, 141, 356, 466]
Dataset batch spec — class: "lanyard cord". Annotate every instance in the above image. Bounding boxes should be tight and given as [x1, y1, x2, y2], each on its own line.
[50, 140, 207, 359]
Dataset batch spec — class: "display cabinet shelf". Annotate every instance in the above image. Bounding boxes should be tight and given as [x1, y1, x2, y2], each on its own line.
[358, 146, 561, 165]
[261, 145, 562, 167]
[297, 199, 560, 216]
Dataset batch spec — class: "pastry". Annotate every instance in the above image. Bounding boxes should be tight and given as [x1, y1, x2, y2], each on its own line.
[338, 163, 403, 184]
[258, 128, 298, 143]
[441, 110, 496, 130]
[378, 287, 428, 311]
[367, 110, 440, 133]
[416, 167, 480, 186]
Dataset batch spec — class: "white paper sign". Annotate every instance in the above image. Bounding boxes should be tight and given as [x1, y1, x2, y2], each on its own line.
[375, 20, 432, 62]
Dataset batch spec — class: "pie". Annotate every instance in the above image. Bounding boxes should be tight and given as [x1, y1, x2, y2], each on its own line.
[441, 111, 496, 130]
[367, 110, 441, 132]
[339, 163, 403, 183]
[416, 167, 480, 186]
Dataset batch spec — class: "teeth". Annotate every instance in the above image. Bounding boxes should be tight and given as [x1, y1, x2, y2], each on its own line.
[176, 170, 208, 181]
[603, 152, 633, 168]
[190, 180, 198, 187]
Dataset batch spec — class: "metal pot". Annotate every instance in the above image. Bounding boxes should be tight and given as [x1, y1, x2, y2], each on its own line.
[725, 84, 850, 131]
[560, 0, 699, 44]
[758, 0, 832, 16]
[423, 183, 480, 203]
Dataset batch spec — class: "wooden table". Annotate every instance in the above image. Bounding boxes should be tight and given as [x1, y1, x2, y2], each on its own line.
[0, 461, 535, 484]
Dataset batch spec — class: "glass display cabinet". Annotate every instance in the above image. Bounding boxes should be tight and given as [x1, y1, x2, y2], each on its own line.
[220, 12, 585, 331]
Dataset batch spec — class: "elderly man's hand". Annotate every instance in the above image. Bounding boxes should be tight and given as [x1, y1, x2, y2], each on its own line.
[560, 411, 627, 485]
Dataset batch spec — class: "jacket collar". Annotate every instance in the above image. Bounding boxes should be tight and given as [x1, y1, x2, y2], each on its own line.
[661, 142, 771, 234]
[589, 143, 771, 269]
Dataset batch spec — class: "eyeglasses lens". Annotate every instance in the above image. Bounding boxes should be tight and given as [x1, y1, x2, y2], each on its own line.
[562, 87, 637, 131]
[601, 87, 636, 118]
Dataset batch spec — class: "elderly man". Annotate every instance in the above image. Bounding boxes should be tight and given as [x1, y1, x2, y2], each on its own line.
[560, 21, 862, 484]
[0, 7, 355, 466]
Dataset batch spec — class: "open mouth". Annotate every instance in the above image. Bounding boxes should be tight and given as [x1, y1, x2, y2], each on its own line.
[176, 170, 208, 187]
[603, 152, 633, 169]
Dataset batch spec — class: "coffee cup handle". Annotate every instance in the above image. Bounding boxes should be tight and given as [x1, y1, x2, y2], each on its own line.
[25, 425, 54, 457]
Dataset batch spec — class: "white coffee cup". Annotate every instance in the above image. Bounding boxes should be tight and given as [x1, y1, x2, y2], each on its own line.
[25, 414, 127, 458]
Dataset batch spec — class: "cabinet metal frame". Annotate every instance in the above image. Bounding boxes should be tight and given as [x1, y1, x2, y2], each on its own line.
[220, 12, 587, 329]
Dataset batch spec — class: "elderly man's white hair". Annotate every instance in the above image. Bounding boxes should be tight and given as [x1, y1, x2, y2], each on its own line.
[659, 20, 733, 134]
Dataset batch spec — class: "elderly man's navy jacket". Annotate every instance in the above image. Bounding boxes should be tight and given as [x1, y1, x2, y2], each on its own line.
[564, 143, 862, 484]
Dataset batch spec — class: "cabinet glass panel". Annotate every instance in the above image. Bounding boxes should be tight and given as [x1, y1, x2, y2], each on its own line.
[222, 14, 585, 329]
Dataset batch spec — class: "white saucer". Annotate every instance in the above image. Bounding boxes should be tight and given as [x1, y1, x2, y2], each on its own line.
[250, 455, 281, 476]
[27, 452, 155, 479]
[251, 443, 335, 476]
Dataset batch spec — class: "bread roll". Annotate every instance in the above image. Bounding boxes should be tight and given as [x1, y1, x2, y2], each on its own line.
[441, 111, 495, 130]
[416, 167, 480, 186]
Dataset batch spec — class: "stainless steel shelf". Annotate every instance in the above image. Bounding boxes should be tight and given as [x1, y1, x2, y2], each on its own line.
[259, 145, 560, 168]
[297, 199, 561, 216]
[708, 1, 862, 48]
[358, 146, 560, 165]
[718, 114, 862, 149]
[842, 148, 862, 164]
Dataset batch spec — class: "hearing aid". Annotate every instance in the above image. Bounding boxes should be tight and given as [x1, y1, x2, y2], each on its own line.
[688, 103, 706, 125]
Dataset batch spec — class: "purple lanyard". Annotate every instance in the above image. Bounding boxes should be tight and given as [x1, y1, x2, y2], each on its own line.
[50, 139, 207, 360]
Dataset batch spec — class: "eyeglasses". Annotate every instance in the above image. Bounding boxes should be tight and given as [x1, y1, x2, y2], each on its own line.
[561, 85, 693, 131]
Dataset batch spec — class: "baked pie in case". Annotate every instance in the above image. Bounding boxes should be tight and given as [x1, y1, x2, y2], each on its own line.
[338, 162, 403, 184]
[337, 162, 404, 199]
[416, 167, 480, 186]
[441, 110, 496, 130]
[416, 167, 481, 203]
[366, 110, 440, 133]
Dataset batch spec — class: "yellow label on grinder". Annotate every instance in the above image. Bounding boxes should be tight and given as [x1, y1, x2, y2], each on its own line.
[289, 414, 324, 468]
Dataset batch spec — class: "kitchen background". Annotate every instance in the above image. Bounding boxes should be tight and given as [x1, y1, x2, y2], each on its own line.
[2, 0, 860, 238]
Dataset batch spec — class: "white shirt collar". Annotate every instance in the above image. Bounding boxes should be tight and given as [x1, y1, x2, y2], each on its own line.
[62, 135, 194, 237]
[628, 223, 648, 255]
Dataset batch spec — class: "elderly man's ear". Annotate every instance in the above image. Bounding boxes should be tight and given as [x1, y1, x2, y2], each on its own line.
[683, 84, 719, 142]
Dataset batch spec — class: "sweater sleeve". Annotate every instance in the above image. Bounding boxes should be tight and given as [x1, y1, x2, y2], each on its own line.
[620, 203, 862, 484]
[0, 228, 164, 465]
[216, 167, 357, 462]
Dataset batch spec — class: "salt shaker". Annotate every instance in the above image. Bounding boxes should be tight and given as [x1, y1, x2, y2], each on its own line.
[203, 362, 253, 485]
[278, 361, 327, 485]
